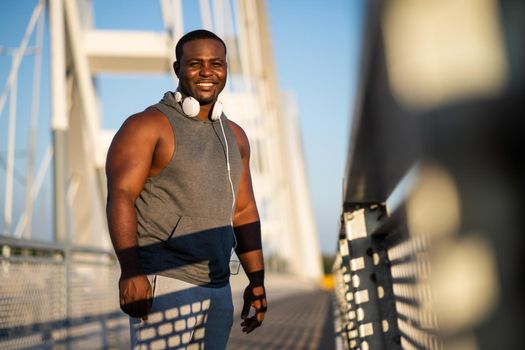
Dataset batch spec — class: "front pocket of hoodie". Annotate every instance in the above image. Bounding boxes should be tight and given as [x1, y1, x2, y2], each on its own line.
[164, 216, 200, 260]
[164, 216, 233, 263]
[164, 216, 203, 261]
[165, 215, 182, 242]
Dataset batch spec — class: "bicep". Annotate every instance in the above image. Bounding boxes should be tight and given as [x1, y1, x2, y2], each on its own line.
[229, 122, 259, 225]
[234, 155, 258, 215]
[106, 116, 157, 199]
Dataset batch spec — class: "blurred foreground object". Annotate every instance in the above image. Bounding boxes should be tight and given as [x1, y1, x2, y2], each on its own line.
[332, 0, 524, 349]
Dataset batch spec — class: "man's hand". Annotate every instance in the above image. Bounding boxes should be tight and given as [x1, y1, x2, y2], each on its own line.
[241, 283, 267, 333]
[119, 274, 153, 320]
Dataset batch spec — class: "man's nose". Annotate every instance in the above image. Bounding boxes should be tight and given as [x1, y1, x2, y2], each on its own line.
[199, 63, 212, 76]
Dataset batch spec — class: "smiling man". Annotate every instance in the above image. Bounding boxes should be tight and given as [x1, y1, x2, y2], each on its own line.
[105, 30, 267, 349]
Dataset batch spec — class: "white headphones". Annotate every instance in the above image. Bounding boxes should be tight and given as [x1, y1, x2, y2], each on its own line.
[174, 90, 223, 121]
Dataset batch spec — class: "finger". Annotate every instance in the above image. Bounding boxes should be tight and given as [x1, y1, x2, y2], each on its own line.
[143, 302, 150, 320]
[130, 300, 143, 319]
[241, 299, 251, 319]
[256, 298, 267, 322]
[120, 302, 130, 315]
[142, 300, 149, 321]
[256, 309, 266, 323]
[121, 302, 139, 318]
[121, 299, 149, 319]
[241, 317, 262, 333]
[139, 298, 150, 320]
[243, 317, 260, 329]
[240, 316, 255, 328]
[240, 317, 255, 327]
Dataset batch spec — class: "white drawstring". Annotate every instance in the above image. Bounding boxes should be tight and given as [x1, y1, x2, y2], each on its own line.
[218, 115, 238, 251]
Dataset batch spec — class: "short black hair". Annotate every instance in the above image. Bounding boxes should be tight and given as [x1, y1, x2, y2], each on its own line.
[175, 29, 227, 61]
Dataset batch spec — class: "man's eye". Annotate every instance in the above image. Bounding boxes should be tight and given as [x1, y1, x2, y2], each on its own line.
[190, 62, 200, 67]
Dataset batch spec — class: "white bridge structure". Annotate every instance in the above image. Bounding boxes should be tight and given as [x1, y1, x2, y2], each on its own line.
[1, 0, 322, 279]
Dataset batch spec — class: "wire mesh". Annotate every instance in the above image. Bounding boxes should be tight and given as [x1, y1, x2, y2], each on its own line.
[0, 240, 129, 349]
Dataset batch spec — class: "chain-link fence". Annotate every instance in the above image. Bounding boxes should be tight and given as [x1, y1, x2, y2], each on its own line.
[0, 237, 129, 349]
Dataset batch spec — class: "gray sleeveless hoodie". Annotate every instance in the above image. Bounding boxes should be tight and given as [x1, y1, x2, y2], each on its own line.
[135, 91, 242, 287]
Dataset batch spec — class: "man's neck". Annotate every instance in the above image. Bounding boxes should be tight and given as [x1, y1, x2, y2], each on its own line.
[197, 103, 213, 121]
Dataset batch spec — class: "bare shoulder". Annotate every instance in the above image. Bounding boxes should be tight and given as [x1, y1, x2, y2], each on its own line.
[108, 107, 169, 162]
[119, 107, 167, 134]
[106, 107, 174, 181]
[226, 119, 250, 157]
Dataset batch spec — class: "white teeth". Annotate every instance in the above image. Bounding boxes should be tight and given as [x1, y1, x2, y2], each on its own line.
[197, 83, 213, 86]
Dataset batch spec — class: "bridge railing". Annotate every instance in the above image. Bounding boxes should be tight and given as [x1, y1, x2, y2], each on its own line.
[333, 1, 524, 349]
[0, 236, 128, 349]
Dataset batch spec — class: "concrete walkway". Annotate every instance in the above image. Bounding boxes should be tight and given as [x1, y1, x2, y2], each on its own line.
[228, 273, 335, 350]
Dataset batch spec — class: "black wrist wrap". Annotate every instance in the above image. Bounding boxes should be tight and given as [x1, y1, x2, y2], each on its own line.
[234, 221, 262, 255]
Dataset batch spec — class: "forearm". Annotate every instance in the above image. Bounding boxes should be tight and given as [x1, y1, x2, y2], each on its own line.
[106, 191, 143, 278]
[107, 190, 152, 320]
[236, 223, 266, 332]
[238, 250, 264, 273]
[234, 221, 265, 284]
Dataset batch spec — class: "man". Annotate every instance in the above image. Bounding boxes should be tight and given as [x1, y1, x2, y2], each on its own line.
[106, 29, 267, 349]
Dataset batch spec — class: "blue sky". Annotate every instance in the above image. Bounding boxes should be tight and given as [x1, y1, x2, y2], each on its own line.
[0, 0, 365, 253]
[266, 0, 365, 253]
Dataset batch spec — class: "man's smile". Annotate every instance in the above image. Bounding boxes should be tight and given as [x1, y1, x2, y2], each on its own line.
[194, 81, 217, 92]
[196, 82, 214, 87]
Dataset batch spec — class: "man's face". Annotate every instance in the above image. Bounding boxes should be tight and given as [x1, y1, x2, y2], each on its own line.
[175, 38, 227, 105]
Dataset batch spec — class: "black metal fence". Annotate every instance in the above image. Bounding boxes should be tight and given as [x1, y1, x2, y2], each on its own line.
[333, 1, 524, 349]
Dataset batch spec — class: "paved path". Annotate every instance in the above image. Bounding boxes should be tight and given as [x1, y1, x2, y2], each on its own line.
[227, 273, 335, 350]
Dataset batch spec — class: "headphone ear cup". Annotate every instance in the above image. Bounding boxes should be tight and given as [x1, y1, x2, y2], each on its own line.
[181, 96, 200, 117]
[174, 91, 183, 103]
[210, 100, 223, 121]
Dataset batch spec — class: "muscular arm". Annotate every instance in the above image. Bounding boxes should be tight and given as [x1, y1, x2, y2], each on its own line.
[228, 120, 267, 334]
[106, 109, 171, 319]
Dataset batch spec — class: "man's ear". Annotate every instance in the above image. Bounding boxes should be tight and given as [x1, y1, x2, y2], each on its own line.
[173, 61, 180, 77]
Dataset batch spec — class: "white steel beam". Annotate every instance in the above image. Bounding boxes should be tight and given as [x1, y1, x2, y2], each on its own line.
[50, 0, 69, 243]
[63, 0, 100, 163]
[3, 67, 17, 233]
[0, 0, 44, 120]
[23, 9, 45, 239]
[49, 0, 68, 130]
[84, 30, 172, 74]
[62, 0, 111, 248]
